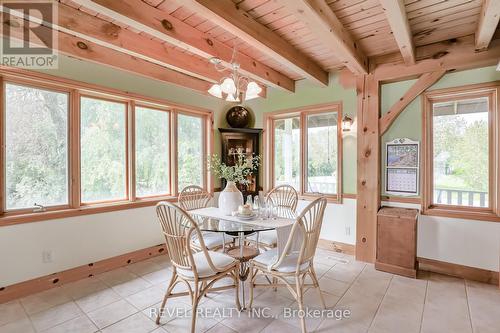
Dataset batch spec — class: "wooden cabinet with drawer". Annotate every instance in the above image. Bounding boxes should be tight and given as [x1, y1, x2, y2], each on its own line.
[375, 207, 419, 278]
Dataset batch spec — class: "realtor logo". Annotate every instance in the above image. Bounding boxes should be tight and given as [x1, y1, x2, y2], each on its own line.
[0, 0, 58, 68]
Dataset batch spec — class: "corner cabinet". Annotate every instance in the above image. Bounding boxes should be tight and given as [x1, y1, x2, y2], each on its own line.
[218, 128, 262, 199]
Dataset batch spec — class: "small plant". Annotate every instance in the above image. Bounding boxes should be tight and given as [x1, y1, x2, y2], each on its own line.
[208, 151, 260, 186]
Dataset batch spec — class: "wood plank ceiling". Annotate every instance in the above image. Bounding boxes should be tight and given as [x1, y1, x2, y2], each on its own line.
[40, 0, 500, 93]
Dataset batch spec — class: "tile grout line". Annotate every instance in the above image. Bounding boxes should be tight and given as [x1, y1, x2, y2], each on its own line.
[315, 261, 368, 332]
[463, 279, 475, 333]
[16, 297, 37, 333]
[70, 291, 101, 333]
[418, 274, 430, 333]
[365, 273, 394, 333]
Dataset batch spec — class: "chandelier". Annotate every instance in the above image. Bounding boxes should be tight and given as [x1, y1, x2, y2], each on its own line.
[207, 48, 262, 102]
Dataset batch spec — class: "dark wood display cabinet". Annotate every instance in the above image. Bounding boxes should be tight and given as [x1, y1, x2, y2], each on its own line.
[218, 128, 262, 200]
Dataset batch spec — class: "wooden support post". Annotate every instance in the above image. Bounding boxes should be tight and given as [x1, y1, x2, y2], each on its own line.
[356, 74, 380, 263]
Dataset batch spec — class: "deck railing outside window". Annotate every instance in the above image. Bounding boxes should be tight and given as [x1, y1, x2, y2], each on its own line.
[434, 188, 488, 207]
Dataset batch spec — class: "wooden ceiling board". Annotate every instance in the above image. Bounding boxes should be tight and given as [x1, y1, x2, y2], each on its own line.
[193, 19, 218, 32]
[338, 5, 386, 26]
[327, 0, 369, 10]
[233, 0, 269, 12]
[246, 1, 284, 19]
[409, 1, 481, 26]
[256, 6, 294, 26]
[335, 0, 382, 19]
[355, 23, 394, 39]
[349, 18, 392, 35]
[266, 14, 299, 31]
[170, 6, 196, 21]
[156, 1, 182, 12]
[412, 14, 480, 35]
[413, 22, 477, 46]
[410, 6, 481, 29]
[406, 0, 481, 20]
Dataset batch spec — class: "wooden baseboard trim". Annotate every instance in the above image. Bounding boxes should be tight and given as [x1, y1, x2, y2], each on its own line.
[0, 244, 167, 304]
[318, 239, 356, 256]
[418, 257, 499, 286]
[375, 261, 417, 278]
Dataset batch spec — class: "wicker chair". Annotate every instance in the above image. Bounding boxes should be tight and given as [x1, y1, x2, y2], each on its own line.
[248, 184, 299, 249]
[248, 197, 327, 333]
[155, 202, 240, 332]
[178, 185, 225, 251]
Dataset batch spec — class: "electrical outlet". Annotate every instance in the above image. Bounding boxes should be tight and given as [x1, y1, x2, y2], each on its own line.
[42, 250, 53, 263]
[345, 226, 351, 236]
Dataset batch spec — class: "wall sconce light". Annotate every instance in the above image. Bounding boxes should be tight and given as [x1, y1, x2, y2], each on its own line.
[342, 115, 353, 132]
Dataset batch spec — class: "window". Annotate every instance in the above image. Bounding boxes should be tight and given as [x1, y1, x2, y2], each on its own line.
[80, 96, 127, 203]
[273, 117, 300, 190]
[306, 112, 339, 195]
[4, 83, 69, 210]
[267, 103, 343, 201]
[0, 71, 212, 224]
[135, 106, 170, 197]
[423, 84, 499, 220]
[177, 113, 204, 190]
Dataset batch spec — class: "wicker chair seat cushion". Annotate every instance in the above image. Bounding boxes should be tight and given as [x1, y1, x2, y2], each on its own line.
[253, 248, 309, 273]
[178, 251, 236, 278]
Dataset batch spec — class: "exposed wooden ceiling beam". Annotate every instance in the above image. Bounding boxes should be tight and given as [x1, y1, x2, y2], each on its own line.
[52, 3, 265, 97]
[373, 36, 500, 82]
[379, 0, 415, 65]
[72, 0, 295, 92]
[173, 0, 329, 86]
[1, 12, 213, 95]
[56, 4, 216, 82]
[475, 0, 500, 50]
[273, 0, 368, 75]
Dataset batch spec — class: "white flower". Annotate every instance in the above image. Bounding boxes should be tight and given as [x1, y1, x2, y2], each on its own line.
[207, 153, 261, 186]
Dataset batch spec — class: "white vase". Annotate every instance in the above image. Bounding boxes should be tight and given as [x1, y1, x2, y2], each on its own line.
[218, 181, 243, 216]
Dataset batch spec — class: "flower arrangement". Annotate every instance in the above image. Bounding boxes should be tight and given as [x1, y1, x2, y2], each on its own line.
[208, 150, 260, 186]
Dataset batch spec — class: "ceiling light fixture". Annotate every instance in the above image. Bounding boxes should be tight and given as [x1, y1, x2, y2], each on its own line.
[207, 47, 262, 103]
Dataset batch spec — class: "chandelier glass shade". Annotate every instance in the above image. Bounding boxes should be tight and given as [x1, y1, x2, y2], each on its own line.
[207, 53, 262, 102]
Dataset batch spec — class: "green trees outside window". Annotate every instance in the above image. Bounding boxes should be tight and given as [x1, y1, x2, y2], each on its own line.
[135, 106, 170, 197]
[5, 83, 69, 209]
[80, 97, 127, 203]
[432, 97, 489, 207]
[177, 114, 203, 191]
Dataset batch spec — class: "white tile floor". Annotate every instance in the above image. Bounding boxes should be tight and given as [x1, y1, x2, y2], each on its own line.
[1, 248, 500, 333]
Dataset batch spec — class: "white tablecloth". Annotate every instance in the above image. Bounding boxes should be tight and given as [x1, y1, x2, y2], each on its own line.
[189, 207, 300, 269]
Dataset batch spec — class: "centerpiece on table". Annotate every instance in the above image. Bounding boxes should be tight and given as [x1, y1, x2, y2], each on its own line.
[208, 150, 260, 215]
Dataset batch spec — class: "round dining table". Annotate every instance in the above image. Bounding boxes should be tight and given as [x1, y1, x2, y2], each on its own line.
[188, 207, 296, 309]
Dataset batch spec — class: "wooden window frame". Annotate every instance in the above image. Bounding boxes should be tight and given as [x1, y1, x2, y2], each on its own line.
[0, 68, 213, 226]
[422, 82, 500, 222]
[264, 102, 343, 203]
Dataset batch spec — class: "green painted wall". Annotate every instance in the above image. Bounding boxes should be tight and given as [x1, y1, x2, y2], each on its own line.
[381, 65, 500, 197]
[245, 73, 358, 194]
